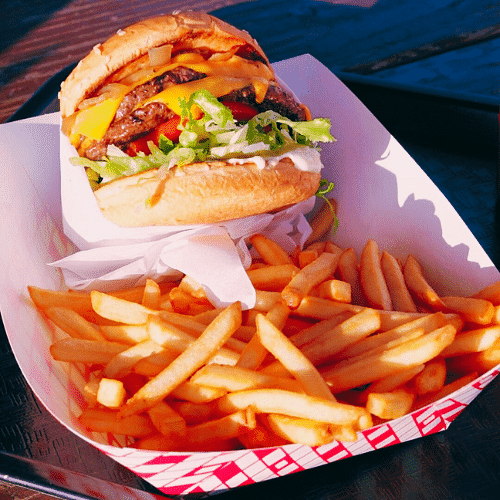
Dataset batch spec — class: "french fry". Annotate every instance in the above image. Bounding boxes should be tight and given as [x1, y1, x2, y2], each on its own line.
[112, 285, 156, 304]
[381, 251, 418, 312]
[472, 280, 500, 305]
[412, 372, 478, 410]
[300, 308, 381, 366]
[254, 290, 283, 312]
[305, 197, 337, 244]
[412, 357, 447, 396]
[288, 311, 353, 350]
[264, 413, 350, 447]
[136, 434, 241, 452]
[45, 306, 106, 341]
[169, 287, 205, 314]
[78, 408, 156, 437]
[28, 286, 92, 315]
[232, 325, 257, 343]
[378, 311, 462, 332]
[331, 328, 427, 371]
[190, 364, 303, 393]
[322, 324, 456, 393]
[334, 312, 450, 362]
[255, 313, 336, 401]
[403, 255, 446, 311]
[440, 296, 495, 325]
[184, 409, 257, 449]
[238, 423, 290, 448]
[147, 314, 241, 365]
[50, 338, 129, 365]
[247, 264, 300, 291]
[294, 295, 364, 320]
[104, 339, 165, 379]
[121, 301, 242, 416]
[171, 380, 227, 403]
[282, 252, 341, 309]
[142, 279, 161, 309]
[137, 410, 256, 451]
[250, 234, 295, 266]
[178, 275, 207, 299]
[192, 308, 223, 324]
[298, 241, 326, 269]
[169, 400, 215, 425]
[83, 373, 102, 407]
[490, 305, 500, 325]
[446, 334, 500, 375]
[216, 389, 372, 429]
[366, 388, 415, 420]
[100, 324, 149, 344]
[440, 325, 500, 357]
[96, 378, 127, 409]
[133, 348, 179, 377]
[91, 291, 159, 325]
[316, 279, 352, 303]
[148, 401, 187, 438]
[158, 310, 208, 336]
[354, 364, 425, 405]
[337, 247, 364, 305]
[359, 239, 392, 311]
[236, 301, 289, 370]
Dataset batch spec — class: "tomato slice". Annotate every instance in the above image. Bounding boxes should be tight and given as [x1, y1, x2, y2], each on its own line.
[152, 115, 182, 144]
[220, 101, 258, 122]
[126, 115, 182, 156]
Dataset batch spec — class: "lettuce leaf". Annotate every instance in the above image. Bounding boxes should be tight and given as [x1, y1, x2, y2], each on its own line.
[70, 89, 335, 184]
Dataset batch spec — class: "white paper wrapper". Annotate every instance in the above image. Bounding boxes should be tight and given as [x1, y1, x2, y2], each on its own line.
[1, 55, 500, 496]
[58, 127, 318, 308]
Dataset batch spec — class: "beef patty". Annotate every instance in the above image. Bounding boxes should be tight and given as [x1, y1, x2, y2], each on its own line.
[82, 65, 306, 160]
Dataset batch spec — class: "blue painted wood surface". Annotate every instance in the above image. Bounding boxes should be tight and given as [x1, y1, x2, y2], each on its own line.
[212, 0, 500, 98]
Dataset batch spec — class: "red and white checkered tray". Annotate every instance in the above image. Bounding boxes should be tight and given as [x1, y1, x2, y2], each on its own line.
[1, 55, 499, 496]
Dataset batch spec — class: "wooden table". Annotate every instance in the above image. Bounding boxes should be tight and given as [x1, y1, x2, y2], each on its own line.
[1, 0, 499, 123]
[1, 1, 500, 499]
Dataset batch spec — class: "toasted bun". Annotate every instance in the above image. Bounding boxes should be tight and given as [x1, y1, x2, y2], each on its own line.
[59, 11, 271, 118]
[93, 158, 321, 227]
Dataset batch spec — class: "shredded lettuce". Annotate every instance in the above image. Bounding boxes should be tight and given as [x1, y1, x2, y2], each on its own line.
[70, 89, 335, 184]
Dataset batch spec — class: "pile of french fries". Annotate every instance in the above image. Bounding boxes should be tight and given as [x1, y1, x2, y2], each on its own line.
[27, 201, 500, 451]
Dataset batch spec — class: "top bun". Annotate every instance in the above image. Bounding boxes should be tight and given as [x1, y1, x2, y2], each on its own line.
[59, 11, 271, 118]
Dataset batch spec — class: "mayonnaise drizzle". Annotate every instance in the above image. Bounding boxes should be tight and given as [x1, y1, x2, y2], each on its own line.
[227, 146, 323, 173]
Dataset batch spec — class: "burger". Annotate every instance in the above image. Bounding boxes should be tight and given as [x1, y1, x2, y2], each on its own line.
[59, 11, 334, 227]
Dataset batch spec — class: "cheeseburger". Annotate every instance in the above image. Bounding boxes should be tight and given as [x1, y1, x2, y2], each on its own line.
[59, 11, 334, 227]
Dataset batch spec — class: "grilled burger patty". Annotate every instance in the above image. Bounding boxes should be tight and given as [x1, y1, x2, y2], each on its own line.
[82, 65, 306, 160]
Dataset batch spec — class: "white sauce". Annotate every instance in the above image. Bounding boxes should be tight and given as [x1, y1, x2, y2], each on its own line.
[227, 146, 323, 174]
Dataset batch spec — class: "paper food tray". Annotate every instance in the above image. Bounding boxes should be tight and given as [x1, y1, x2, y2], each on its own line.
[1, 54, 499, 496]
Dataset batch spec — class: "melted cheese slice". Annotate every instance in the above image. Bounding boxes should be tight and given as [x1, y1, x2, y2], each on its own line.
[69, 53, 274, 141]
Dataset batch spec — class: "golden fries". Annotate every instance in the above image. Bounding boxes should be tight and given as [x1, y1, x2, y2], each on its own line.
[381, 251, 417, 312]
[30, 228, 500, 454]
[366, 388, 415, 420]
[305, 197, 337, 245]
[403, 255, 446, 311]
[321, 324, 456, 393]
[282, 251, 342, 309]
[255, 313, 336, 401]
[250, 234, 295, 266]
[360, 239, 392, 311]
[121, 301, 242, 416]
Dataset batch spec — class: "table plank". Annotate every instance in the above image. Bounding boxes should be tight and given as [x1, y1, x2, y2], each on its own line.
[212, 0, 500, 71]
[357, 36, 500, 97]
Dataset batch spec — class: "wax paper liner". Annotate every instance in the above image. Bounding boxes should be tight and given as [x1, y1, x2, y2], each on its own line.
[1, 54, 499, 496]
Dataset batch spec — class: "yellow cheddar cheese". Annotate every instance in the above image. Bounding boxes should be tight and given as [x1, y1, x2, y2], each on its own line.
[69, 53, 273, 142]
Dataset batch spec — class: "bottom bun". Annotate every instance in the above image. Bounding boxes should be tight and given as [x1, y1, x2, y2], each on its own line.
[93, 157, 321, 227]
